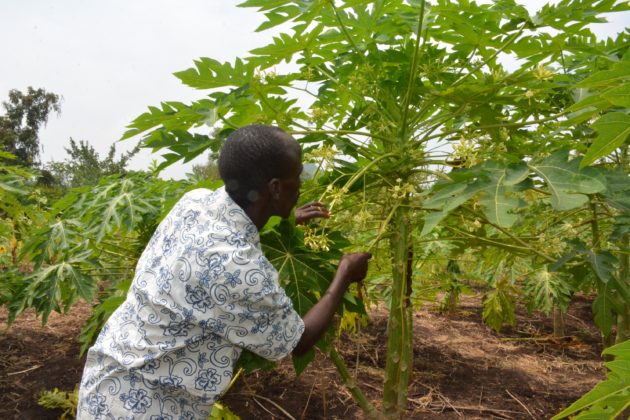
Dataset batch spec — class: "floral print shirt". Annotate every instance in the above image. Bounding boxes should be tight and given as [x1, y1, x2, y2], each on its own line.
[77, 187, 304, 419]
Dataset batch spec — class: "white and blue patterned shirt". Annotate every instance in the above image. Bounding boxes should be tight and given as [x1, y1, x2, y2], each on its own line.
[77, 187, 305, 419]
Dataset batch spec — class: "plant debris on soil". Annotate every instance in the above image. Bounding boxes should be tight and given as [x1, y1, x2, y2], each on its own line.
[0, 294, 605, 419]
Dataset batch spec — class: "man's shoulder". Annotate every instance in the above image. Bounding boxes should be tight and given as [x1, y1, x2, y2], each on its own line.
[181, 186, 225, 203]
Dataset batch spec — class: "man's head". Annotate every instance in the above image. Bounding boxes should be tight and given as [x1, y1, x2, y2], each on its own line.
[218, 125, 302, 218]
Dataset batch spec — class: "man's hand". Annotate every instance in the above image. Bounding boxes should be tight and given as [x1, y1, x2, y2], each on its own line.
[294, 251, 371, 356]
[338, 252, 372, 285]
[295, 202, 330, 225]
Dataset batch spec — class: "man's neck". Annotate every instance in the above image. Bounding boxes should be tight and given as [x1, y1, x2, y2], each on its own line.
[243, 201, 272, 231]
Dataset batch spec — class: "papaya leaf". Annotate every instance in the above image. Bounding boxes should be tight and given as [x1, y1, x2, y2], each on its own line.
[601, 84, 630, 108]
[552, 339, 630, 419]
[10, 249, 98, 324]
[576, 62, 630, 89]
[260, 219, 357, 375]
[477, 163, 530, 228]
[586, 250, 619, 285]
[602, 168, 630, 213]
[527, 150, 606, 211]
[482, 277, 517, 333]
[482, 287, 516, 333]
[292, 348, 315, 376]
[261, 219, 349, 316]
[581, 112, 630, 168]
[592, 288, 616, 341]
[524, 268, 572, 314]
[173, 57, 254, 90]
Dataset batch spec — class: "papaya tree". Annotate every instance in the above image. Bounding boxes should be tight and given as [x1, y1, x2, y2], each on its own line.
[0, 151, 46, 301]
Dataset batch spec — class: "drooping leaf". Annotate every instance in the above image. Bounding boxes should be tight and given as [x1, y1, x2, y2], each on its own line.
[592, 288, 616, 341]
[585, 249, 619, 285]
[482, 277, 517, 333]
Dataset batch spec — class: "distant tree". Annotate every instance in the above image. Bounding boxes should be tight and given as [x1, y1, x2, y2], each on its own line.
[45, 138, 139, 188]
[190, 154, 220, 181]
[0, 87, 61, 167]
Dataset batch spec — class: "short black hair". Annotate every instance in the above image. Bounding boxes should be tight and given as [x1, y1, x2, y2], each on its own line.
[218, 125, 300, 207]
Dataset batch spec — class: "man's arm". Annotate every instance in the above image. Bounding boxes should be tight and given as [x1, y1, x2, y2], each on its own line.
[293, 252, 371, 356]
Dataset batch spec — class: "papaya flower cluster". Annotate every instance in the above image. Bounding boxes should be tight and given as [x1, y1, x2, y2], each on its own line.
[537, 232, 566, 256]
[390, 178, 416, 200]
[304, 144, 337, 165]
[451, 137, 479, 168]
[322, 184, 349, 212]
[533, 64, 555, 81]
[301, 225, 332, 252]
[352, 208, 373, 229]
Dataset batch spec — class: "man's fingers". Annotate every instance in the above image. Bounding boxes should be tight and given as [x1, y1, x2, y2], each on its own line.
[301, 209, 329, 218]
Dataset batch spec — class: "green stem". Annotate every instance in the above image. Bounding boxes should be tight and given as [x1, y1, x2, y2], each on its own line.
[590, 199, 600, 250]
[451, 23, 526, 88]
[463, 208, 556, 263]
[290, 129, 390, 143]
[424, 112, 567, 142]
[383, 204, 413, 417]
[330, 2, 363, 58]
[367, 204, 400, 252]
[328, 346, 381, 419]
[399, 0, 426, 144]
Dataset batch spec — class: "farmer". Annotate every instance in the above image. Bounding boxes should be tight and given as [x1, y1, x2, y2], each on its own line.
[76, 124, 371, 419]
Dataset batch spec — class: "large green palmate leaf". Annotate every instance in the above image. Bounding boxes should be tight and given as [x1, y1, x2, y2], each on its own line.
[422, 151, 609, 236]
[527, 150, 607, 211]
[261, 218, 353, 316]
[260, 218, 360, 374]
[552, 339, 630, 419]
[8, 250, 98, 325]
[581, 112, 630, 168]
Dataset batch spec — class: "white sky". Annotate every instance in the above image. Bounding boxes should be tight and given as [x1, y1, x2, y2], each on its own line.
[1, 1, 628, 179]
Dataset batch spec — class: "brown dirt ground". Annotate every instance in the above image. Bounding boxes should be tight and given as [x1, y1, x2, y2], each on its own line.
[0, 294, 605, 419]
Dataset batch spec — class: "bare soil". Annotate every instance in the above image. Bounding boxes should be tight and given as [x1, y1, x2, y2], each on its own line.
[0, 294, 605, 419]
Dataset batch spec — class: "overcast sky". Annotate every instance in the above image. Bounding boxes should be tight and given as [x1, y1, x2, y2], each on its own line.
[1, 1, 628, 179]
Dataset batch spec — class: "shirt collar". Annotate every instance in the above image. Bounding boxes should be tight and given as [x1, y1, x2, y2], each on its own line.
[217, 186, 260, 246]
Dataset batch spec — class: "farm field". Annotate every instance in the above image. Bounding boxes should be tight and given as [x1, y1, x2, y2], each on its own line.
[1, 294, 605, 419]
[1, 0, 629, 418]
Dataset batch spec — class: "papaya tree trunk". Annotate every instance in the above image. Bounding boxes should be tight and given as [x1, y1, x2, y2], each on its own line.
[383, 206, 413, 417]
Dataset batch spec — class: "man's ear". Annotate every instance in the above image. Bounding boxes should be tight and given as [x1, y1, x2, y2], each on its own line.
[267, 178, 281, 200]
